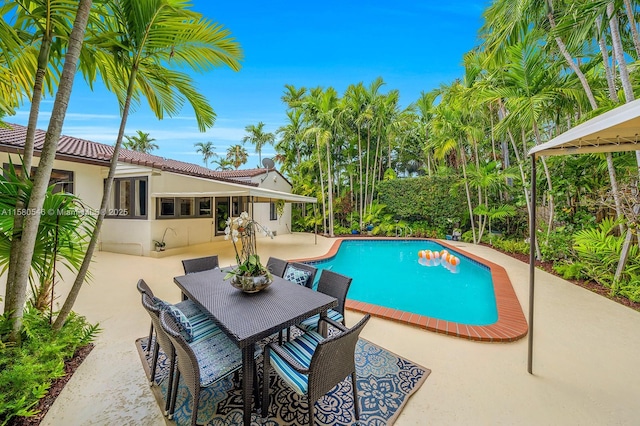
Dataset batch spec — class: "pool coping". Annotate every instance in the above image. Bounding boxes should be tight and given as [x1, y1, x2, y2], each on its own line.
[292, 237, 528, 343]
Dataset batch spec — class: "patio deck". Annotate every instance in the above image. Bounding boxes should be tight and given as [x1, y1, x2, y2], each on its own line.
[4, 233, 639, 425]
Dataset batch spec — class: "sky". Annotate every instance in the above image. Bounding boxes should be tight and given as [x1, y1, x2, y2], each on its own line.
[9, 0, 490, 169]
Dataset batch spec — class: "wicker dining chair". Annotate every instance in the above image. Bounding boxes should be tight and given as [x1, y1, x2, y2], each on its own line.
[159, 310, 247, 426]
[139, 281, 222, 414]
[140, 292, 179, 416]
[266, 257, 288, 278]
[182, 255, 219, 274]
[262, 314, 371, 426]
[280, 262, 318, 342]
[136, 279, 156, 354]
[296, 270, 352, 334]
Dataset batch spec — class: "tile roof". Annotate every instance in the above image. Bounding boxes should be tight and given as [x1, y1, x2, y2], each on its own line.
[0, 123, 263, 186]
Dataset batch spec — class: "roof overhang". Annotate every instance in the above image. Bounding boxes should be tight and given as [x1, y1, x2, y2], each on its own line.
[528, 98, 640, 158]
[152, 186, 316, 203]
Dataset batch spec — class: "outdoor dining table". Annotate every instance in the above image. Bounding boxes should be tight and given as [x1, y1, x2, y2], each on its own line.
[173, 267, 337, 426]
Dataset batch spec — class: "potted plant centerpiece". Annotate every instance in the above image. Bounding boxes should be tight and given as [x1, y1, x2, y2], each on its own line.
[224, 212, 274, 293]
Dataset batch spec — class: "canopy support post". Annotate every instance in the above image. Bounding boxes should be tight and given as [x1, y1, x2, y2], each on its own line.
[528, 155, 537, 374]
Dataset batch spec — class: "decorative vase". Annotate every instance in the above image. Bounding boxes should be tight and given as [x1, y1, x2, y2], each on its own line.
[230, 273, 273, 293]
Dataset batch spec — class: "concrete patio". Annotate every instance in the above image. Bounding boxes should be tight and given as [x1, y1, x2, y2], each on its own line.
[8, 233, 639, 425]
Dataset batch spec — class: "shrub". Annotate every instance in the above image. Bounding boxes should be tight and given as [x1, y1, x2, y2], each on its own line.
[376, 175, 468, 231]
[492, 238, 530, 255]
[0, 308, 100, 424]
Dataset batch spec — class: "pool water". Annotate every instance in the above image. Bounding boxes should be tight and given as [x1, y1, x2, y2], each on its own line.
[311, 240, 498, 326]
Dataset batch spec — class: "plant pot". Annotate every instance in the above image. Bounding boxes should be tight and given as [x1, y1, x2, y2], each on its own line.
[230, 273, 273, 293]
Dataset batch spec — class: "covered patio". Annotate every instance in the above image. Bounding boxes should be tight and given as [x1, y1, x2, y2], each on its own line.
[30, 233, 640, 425]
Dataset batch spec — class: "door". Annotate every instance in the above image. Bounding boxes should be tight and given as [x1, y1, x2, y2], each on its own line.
[215, 197, 230, 235]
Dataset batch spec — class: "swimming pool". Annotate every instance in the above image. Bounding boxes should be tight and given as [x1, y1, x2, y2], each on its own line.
[310, 240, 498, 325]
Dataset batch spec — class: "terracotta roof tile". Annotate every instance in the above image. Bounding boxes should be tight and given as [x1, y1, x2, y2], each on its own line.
[0, 123, 260, 186]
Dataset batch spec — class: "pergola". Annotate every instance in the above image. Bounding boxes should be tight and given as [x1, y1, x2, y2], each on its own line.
[526, 98, 640, 373]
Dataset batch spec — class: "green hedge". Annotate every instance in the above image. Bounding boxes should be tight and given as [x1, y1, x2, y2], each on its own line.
[376, 176, 468, 232]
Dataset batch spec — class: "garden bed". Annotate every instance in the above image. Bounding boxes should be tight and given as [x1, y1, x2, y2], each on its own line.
[485, 244, 640, 312]
[8, 344, 94, 426]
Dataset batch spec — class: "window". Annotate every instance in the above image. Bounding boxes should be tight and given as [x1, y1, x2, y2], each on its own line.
[232, 196, 246, 216]
[156, 197, 213, 219]
[179, 198, 193, 216]
[196, 197, 211, 216]
[270, 201, 277, 221]
[4, 164, 74, 194]
[159, 198, 175, 217]
[107, 177, 147, 219]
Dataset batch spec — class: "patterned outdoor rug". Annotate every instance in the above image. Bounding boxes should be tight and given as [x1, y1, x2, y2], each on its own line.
[135, 333, 430, 425]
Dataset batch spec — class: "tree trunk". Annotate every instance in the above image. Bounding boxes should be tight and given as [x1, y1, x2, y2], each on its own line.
[622, 0, 640, 58]
[4, 25, 54, 309]
[54, 66, 139, 330]
[5, 0, 93, 340]
[547, 12, 598, 110]
[596, 16, 619, 103]
[608, 2, 635, 103]
[363, 124, 372, 215]
[325, 136, 334, 237]
[357, 127, 364, 230]
[460, 148, 477, 244]
[316, 135, 327, 235]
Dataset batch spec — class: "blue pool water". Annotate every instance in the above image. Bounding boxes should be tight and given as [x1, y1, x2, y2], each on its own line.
[311, 240, 498, 325]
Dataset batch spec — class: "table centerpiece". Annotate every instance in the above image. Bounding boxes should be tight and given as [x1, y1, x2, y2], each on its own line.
[223, 211, 274, 293]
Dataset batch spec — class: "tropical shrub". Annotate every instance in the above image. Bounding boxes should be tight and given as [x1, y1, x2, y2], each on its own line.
[0, 308, 99, 424]
[492, 238, 530, 255]
[538, 226, 575, 262]
[571, 218, 639, 292]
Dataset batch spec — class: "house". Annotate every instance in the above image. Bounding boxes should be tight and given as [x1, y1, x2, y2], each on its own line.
[0, 123, 315, 256]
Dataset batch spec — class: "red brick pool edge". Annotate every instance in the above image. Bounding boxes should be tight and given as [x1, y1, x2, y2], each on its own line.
[294, 238, 528, 343]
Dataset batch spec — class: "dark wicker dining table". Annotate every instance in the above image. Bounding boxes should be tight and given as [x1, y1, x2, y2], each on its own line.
[173, 267, 337, 426]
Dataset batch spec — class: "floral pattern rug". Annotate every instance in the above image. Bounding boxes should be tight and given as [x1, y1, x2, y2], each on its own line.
[135, 332, 430, 425]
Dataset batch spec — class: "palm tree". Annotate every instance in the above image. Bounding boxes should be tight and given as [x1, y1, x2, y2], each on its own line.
[123, 130, 158, 153]
[4, 0, 93, 341]
[194, 141, 216, 167]
[212, 157, 234, 170]
[2, 0, 92, 317]
[242, 121, 274, 167]
[226, 144, 248, 169]
[53, 0, 242, 330]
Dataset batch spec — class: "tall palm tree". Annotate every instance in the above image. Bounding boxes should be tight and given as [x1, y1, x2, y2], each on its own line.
[123, 130, 158, 153]
[226, 144, 248, 169]
[4, 0, 93, 340]
[194, 140, 216, 167]
[242, 121, 274, 167]
[54, 0, 242, 330]
[2, 0, 92, 313]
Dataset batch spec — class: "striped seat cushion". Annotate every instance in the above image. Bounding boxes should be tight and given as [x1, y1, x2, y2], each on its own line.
[158, 299, 220, 343]
[190, 331, 243, 387]
[297, 309, 344, 332]
[269, 330, 324, 395]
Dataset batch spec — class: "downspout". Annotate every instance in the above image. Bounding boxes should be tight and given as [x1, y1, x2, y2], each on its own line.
[528, 155, 537, 374]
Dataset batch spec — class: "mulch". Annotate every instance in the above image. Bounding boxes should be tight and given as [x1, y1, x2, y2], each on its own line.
[7, 344, 94, 426]
[483, 243, 640, 312]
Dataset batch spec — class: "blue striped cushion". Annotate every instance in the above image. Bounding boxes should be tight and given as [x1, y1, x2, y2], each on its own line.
[190, 331, 243, 387]
[166, 300, 220, 343]
[269, 330, 324, 395]
[297, 309, 344, 332]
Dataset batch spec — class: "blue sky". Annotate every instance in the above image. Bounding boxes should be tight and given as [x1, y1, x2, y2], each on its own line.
[9, 0, 489, 168]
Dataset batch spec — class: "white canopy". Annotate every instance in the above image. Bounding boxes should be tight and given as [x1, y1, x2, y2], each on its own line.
[152, 187, 317, 203]
[529, 98, 640, 157]
[526, 99, 640, 375]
